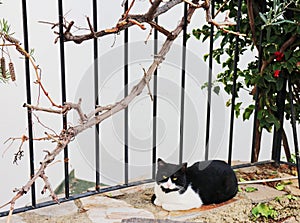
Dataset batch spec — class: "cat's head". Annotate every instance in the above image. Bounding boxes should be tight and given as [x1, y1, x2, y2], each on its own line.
[155, 158, 187, 192]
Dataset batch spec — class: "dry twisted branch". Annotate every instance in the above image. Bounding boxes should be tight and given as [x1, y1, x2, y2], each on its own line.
[41, 0, 205, 44]
[3, 1, 202, 220]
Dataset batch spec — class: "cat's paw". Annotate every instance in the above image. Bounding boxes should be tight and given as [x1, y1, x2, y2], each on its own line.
[154, 198, 162, 206]
[151, 194, 156, 204]
[151, 194, 162, 206]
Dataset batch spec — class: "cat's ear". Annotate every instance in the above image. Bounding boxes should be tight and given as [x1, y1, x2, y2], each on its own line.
[157, 158, 165, 168]
[181, 162, 187, 172]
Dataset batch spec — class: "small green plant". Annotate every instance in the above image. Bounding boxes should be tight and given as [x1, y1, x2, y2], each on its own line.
[239, 177, 246, 182]
[245, 186, 258, 193]
[0, 19, 11, 34]
[275, 181, 292, 191]
[251, 203, 278, 221]
[286, 194, 298, 201]
[275, 183, 285, 191]
[282, 153, 297, 164]
[289, 154, 297, 164]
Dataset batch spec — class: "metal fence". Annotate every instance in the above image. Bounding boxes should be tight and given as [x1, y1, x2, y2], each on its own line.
[0, 0, 299, 217]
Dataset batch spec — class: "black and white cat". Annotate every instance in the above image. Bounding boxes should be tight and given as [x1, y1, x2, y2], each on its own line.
[152, 158, 238, 211]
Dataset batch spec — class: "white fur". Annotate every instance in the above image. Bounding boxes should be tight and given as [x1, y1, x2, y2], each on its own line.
[154, 180, 203, 211]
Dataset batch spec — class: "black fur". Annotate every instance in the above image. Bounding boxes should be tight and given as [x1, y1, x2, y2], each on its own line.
[153, 158, 238, 205]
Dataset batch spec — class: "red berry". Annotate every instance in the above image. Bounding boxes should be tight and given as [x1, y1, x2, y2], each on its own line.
[274, 51, 284, 62]
[274, 70, 280, 78]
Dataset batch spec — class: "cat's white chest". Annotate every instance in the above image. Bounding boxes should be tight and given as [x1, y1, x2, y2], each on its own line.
[154, 183, 203, 211]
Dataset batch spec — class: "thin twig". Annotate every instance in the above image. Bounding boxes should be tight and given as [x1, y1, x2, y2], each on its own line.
[44, 132, 62, 145]
[214, 0, 231, 18]
[123, 0, 136, 19]
[86, 16, 96, 37]
[127, 19, 146, 30]
[183, 0, 203, 8]
[144, 27, 153, 44]
[33, 113, 58, 136]
[23, 103, 69, 114]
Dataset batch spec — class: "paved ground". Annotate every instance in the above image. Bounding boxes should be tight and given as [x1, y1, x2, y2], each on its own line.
[0, 164, 299, 223]
[0, 182, 295, 223]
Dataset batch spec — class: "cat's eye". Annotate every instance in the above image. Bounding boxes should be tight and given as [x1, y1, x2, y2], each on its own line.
[162, 175, 167, 179]
[173, 177, 177, 181]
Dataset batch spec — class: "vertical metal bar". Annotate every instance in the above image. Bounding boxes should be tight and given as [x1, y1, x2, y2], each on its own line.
[205, 0, 215, 161]
[179, 2, 188, 165]
[152, 17, 158, 179]
[58, 0, 69, 198]
[271, 79, 287, 163]
[287, 76, 300, 187]
[228, 0, 242, 165]
[124, 2, 129, 185]
[93, 0, 100, 192]
[21, 0, 36, 207]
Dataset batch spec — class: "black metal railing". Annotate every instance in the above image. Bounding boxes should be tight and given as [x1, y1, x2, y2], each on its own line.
[0, 0, 299, 217]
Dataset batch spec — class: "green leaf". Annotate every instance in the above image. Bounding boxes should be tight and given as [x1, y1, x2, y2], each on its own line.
[192, 29, 201, 40]
[245, 187, 258, 193]
[257, 110, 265, 120]
[239, 178, 246, 182]
[276, 78, 284, 91]
[213, 31, 222, 42]
[264, 75, 276, 83]
[201, 82, 208, 90]
[272, 20, 295, 26]
[286, 194, 298, 200]
[297, 25, 300, 34]
[243, 105, 255, 121]
[252, 203, 278, 219]
[235, 102, 243, 118]
[0, 19, 10, 34]
[186, 33, 191, 41]
[203, 53, 209, 62]
[259, 12, 268, 23]
[289, 154, 297, 164]
[226, 99, 231, 107]
[213, 85, 220, 95]
[238, 186, 243, 192]
[275, 183, 285, 191]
